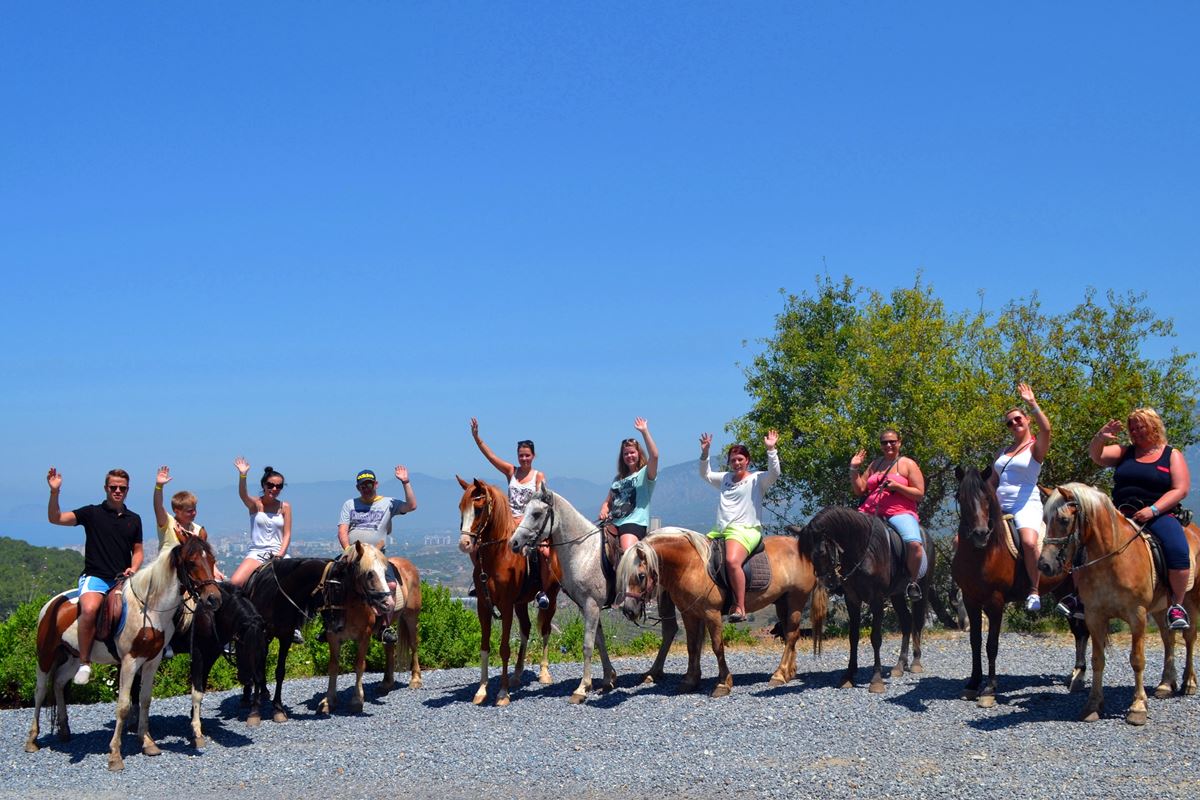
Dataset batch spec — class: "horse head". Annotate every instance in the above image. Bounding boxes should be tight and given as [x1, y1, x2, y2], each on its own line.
[172, 535, 222, 612]
[790, 522, 836, 584]
[955, 464, 997, 550]
[616, 540, 658, 621]
[1039, 484, 1082, 577]
[511, 483, 554, 554]
[346, 541, 395, 615]
[458, 477, 503, 553]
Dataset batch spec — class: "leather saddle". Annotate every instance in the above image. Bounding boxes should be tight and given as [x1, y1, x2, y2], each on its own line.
[38, 580, 127, 669]
[707, 538, 771, 614]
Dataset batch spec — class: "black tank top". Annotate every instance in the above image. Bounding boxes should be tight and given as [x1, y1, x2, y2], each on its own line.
[1112, 445, 1172, 512]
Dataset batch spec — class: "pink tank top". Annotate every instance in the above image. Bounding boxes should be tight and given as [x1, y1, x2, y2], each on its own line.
[859, 470, 920, 520]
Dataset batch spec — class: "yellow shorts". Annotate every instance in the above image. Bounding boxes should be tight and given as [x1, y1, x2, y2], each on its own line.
[707, 523, 762, 555]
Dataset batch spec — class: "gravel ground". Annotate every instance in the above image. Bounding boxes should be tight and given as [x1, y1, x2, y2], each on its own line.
[3, 631, 1199, 800]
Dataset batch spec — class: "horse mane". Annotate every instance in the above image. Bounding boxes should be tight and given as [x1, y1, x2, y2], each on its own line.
[804, 506, 876, 542]
[957, 466, 1001, 530]
[471, 480, 517, 539]
[644, 529, 710, 563]
[615, 540, 666, 606]
[129, 531, 194, 602]
[1046, 482, 1120, 545]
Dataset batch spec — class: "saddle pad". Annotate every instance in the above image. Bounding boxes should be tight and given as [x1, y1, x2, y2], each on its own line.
[63, 586, 128, 640]
[1001, 515, 1046, 561]
[707, 538, 772, 593]
[1138, 526, 1196, 596]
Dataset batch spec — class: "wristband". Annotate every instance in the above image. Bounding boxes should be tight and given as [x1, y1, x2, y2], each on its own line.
[154, 485, 162, 492]
[239, 474, 248, 480]
[1149, 504, 1160, 516]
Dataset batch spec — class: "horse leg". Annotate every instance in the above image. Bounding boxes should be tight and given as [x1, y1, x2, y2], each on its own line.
[272, 637, 293, 722]
[536, 597, 555, 685]
[1081, 615, 1108, 721]
[961, 601, 983, 700]
[190, 653, 209, 748]
[910, 588, 927, 674]
[678, 613, 704, 694]
[1125, 609, 1149, 726]
[769, 591, 801, 686]
[570, 599, 601, 704]
[496, 609, 514, 707]
[978, 603, 1003, 709]
[405, 609, 423, 689]
[1183, 611, 1198, 696]
[869, 598, 886, 693]
[643, 594, 677, 685]
[108, 658, 138, 771]
[1154, 610, 1179, 699]
[319, 638, 339, 714]
[54, 667, 72, 741]
[473, 606, 492, 705]
[23, 667, 50, 752]
[596, 617, 617, 691]
[1068, 615, 1089, 693]
[511, 603, 531, 689]
[892, 596, 913, 677]
[840, 601, 861, 689]
[380, 637, 396, 695]
[349, 634, 367, 714]
[708, 610, 732, 698]
[137, 659, 162, 757]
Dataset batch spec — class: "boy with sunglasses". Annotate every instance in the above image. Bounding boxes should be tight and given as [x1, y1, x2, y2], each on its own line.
[46, 467, 144, 685]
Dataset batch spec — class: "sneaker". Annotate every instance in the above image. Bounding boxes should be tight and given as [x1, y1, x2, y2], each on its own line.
[906, 581, 922, 601]
[1024, 593, 1042, 612]
[535, 591, 550, 610]
[1055, 594, 1085, 620]
[292, 628, 305, 644]
[73, 663, 92, 685]
[727, 610, 747, 623]
[1167, 604, 1191, 631]
[163, 645, 175, 659]
[468, 586, 478, 598]
[223, 641, 235, 656]
[381, 625, 398, 644]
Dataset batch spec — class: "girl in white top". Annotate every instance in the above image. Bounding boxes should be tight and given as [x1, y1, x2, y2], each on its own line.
[230, 457, 293, 587]
[470, 418, 554, 608]
[988, 383, 1051, 611]
[699, 429, 782, 621]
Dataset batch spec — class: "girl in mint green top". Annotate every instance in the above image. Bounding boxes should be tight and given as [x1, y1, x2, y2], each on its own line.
[599, 417, 659, 555]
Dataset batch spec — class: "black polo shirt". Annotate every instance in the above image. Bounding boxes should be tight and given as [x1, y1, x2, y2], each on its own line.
[73, 502, 143, 582]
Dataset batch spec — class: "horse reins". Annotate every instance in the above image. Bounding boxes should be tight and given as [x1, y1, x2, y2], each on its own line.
[1045, 500, 1146, 574]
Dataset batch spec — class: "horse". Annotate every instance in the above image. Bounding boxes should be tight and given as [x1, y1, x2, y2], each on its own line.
[25, 534, 222, 771]
[510, 485, 617, 704]
[380, 555, 422, 693]
[457, 477, 558, 706]
[797, 506, 932, 693]
[166, 581, 266, 748]
[1038, 483, 1199, 725]
[952, 466, 1090, 706]
[617, 528, 826, 697]
[317, 541, 396, 714]
[242, 556, 332, 724]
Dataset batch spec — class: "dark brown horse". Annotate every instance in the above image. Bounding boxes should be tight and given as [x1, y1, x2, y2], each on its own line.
[952, 466, 1089, 706]
[457, 477, 558, 706]
[798, 506, 932, 693]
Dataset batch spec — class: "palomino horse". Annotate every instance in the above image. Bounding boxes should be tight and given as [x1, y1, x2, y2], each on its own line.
[618, 529, 826, 697]
[797, 506, 933, 693]
[242, 557, 332, 724]
[1039, 483, 1199, 725]
[457, 477, 557, 706]
[318, 541, 396, 714]
[25, 535, 222, 771]
[511, 486, 617, 704]
[953, 466, 1089, 706]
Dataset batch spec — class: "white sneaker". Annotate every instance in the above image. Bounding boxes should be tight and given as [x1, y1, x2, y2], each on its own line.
[163, 645, 174, 659]
[1025, 593, 1041, 612]
[73, 664, 92, 685]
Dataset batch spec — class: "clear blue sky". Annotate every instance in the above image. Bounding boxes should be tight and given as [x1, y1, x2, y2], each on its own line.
[2, 3, 1196, 526]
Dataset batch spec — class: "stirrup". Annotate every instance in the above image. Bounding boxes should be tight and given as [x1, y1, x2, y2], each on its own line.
[381, 625, 399, 644]
[905, 581, 922, 601]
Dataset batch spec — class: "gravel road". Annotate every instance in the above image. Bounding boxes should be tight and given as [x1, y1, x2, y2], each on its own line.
[3, 631, 1198, 799]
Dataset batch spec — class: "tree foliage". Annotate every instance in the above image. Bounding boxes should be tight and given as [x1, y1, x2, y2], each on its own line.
[733, 276, 1198, 530]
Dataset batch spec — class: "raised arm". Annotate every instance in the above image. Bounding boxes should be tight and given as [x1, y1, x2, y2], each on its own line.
[848, 450, 869, 496]
[634, 417, 660, 481]
[698, 433, 723, 489]
[394, 465, 417, 513]
[1019, 383, 1052, 463]
[153, 465, 172, 529]
[470, 418, 516, 479]
[1089, 420, 1126, 467]
[759, 429, 782, 491]
[234, 456, 259, 512]
[46, 468, 77, 526]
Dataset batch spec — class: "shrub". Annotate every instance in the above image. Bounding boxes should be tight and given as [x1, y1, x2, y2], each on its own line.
[418, 582, 482, 669]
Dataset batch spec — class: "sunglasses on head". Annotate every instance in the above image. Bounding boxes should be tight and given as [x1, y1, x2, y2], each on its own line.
[1005, 416, 1025, 428]
[106, 484, 128, 493]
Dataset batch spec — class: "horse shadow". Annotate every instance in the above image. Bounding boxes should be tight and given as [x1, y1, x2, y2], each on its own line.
[141, 710, 256, 752]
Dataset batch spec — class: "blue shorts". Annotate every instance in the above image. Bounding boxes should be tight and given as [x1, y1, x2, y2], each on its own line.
[1148, 514, 1190, 570]
[887, 513, 922, 545]
[78, 574, 115, 595]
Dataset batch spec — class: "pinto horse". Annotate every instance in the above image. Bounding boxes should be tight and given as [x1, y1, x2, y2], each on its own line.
[457, 477, 557, 706]
[25, 535, 222, 771]
[511, 486, 617, 704]
[618, 529, 826, 697]
[952, 466, 1089, 706]
[798, 506, 932, 693]
[242, 557, 332, 724]
[1039, 483, 1200, 725]
[318, 541, 397, 714]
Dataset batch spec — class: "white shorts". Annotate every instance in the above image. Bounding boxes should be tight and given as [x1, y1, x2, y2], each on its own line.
[1005, 497, 1044, 533]
[245, 546, 282, 563]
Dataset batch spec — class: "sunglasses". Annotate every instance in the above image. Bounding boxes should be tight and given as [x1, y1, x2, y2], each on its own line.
[265, 482, 285, 490]
[1005, 416, 1025, 428]
[879, 440, 899, 446]
[357, 481, 376, 489]
[106, 484, 128, 493]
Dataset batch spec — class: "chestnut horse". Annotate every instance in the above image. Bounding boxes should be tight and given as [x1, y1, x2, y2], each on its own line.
[617, 529, 826, 697]
[25, 535, 222, 771]
[797, 506, 932, 693]
[1039, 483, 1199, 725]
[952, 466, 1090, 706]
[457, 477, 557, 706]
[318, 541, 396, 714]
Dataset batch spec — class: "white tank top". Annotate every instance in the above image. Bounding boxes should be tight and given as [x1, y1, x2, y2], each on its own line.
[508, 472, 540, 519]
[250, 507, 285, 549]
[994, 445, 1042, 512]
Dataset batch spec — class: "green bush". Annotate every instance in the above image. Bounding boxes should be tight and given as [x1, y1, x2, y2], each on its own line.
[418, 582, 482, 668]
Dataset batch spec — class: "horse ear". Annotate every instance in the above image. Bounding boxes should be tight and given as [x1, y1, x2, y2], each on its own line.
[354, 541, 365, 559]
[1038, 484, 1051, 502]
[954, 465, 964, 482]
[537, 481, 552, 502]
[375, 538, 385, 550]
[981, 464, 993, 482]
[457, 475, 470, 489]
[473, 478, 486, 491]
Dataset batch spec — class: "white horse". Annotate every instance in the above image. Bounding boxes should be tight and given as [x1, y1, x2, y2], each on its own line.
[511, 485, 618, 703]
[25, 535, 222, 771]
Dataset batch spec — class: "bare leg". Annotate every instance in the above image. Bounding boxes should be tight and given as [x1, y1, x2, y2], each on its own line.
[75, 592, 102, 681]
[725, 539, 748, 616]
[1020, 528, 1041, 591]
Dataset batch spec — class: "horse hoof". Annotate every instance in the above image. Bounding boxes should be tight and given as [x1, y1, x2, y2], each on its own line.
[977, 695, 996, 709]
[767, 678, 785, 688]
[472, 688, 488, 705]
[317, 703, 331, 715]
[247, 713, 262, 728]
[1154, 686, 1174, 700]
[641, 672, 660, 685]
[909, 662, 924, 674]
[568, 692, 587, 705]
[539, 670, 553, 686]
[24, 741, 39, 753]
[1079, 709, 1101, 722]
[56, 731, 71, 743]
[890, 665, 905, 679]
[1125, 710, 1148, 726]
[409, 677, 423, 690]
[272, 710, 288, 724]
[378, 682, 394, 696]
[869, 681, 885, 694]
[711, 684, 731, 698]
[108, 757, 125, 772]
[960, 688, 979, 701]
[143, 741, 162, 757]
[678, 682, 699, 695]
[1185, 683, 1197, 697]
[495, 695, 510, 707]
[839, 679, 855, 690]
[349, 702, 363, 715]
[194, 736, 207, 750]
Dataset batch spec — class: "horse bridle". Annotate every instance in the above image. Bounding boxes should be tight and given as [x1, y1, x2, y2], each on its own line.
[1043, 498, 1144, 574]
[463, 488, 511, 551]
[319, 555, 391, 615]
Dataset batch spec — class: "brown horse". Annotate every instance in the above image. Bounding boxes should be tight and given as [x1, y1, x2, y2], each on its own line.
[617, 528, 826, 697]
[952, 466, 1089, 706]
[1039, 483, 1199, 725]
[457, 477, 558, 706]
[380, 555, 423, 692]
[318, 541, 396, 714]
[25, 535, 222, 771]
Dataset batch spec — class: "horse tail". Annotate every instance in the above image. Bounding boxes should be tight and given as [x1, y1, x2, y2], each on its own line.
[394, 622, 413, 674]
[809, 581, 827, 657]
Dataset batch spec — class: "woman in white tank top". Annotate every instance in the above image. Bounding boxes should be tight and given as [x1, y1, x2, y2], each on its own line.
[229, 457, 293, 587]
[987, 383, 1051, 612]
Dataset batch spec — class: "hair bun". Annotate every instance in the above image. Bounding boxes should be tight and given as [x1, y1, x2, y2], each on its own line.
[263, 466, 274, 475]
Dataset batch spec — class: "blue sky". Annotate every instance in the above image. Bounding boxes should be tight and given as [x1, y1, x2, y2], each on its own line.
[1, 3, 1196, 534]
